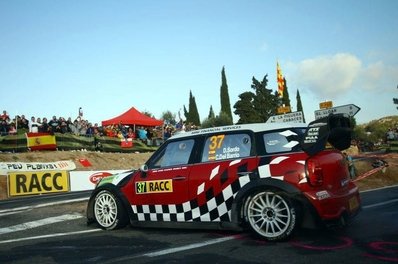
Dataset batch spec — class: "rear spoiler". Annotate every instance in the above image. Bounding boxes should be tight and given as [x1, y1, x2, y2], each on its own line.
[300, 114, 352, 156]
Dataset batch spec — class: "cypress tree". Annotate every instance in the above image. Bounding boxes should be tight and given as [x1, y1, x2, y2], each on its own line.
[208, 105, 215, 119]
[282, 77, 291, 111]
[188, 90, 201, 126]
[220, 66, 233, 122]
[296, 89, 306, 123]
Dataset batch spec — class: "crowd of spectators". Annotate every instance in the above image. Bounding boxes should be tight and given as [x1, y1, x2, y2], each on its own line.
[0, 110, 201, 144]
[0, 110, 164, 142]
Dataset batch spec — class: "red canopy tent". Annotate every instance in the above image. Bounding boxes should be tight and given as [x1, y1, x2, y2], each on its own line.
[101, 107, 163, 127]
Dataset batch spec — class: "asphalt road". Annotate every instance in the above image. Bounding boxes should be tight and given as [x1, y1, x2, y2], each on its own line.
[0, 186, 397, 264]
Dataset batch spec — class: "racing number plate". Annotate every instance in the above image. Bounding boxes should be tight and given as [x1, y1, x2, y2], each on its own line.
[349, 196, 359, 211]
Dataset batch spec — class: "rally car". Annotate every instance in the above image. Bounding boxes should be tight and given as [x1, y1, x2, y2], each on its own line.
[87, 114, 360, 241]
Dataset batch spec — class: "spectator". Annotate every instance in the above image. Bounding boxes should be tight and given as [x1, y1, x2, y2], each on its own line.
[59, 117, 69, 134]
[69, 119, 79, 135]
[164, 126, 172, 139]
[127, 127, 135, 139]
[36, 117, 42, 130]
[0, 120, 8, 136]
[40, 117, 50, 132]
[8, 123, 17, 135]
[86, 123, 95, 136]
[66, 117, 73, 133]
[137, 127, 147, 141]
[386, 128, 396, 141]
[19, 115, 29, 130]
[49, 116, 60, 133]
[29, 116, 39, 133]
[118, 122, 127, 139]
[0, 110, 9, 121]
[78, 119, 87, 136]
[146, 127, 153, 140]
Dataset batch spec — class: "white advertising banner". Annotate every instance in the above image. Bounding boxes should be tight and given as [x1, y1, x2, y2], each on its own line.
[69, 170, 128, 192]
[0, 160, 76, 175]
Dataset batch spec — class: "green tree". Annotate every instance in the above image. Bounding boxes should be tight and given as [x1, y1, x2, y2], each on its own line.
[281, 77, 291, 109]
[296, 89, 305, 123]
[186, 90, 201, 126]
[233, 92, 260, 124]
[201, 112, 233, 128]
[161, 110, 176, 126]
[208, 105, 215, 119]
[251, 75, 279, 122]
[183, 105, 189, 121]
[234, 75, 279, 124]
[220, 66, 233, 122]
[142, 110, 155, 118]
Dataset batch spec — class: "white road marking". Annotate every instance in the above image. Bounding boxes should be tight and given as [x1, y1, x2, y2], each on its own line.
[0, 229, 102, 244]
[143, 235, 238, 257]
[0, 213, 83, 235]
[362, 198, 398, 209]
[104, 234, 242, 263]
[0, 208, 32, 216]
[0, 197, 88, 215]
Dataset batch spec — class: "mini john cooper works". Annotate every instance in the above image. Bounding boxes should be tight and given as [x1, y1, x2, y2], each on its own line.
[87, 114, 360, 241]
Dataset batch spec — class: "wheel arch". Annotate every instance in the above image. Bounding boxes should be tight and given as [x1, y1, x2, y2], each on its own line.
[230, 178, 309, 227]
[86, 183, 133, 225]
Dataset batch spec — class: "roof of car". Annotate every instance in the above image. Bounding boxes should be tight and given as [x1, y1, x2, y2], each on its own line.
[170, 122, 307, 139]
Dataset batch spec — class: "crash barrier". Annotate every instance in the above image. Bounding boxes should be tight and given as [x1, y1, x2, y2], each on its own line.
[0, 164, 127, 200]
[351, 153, 390, 182]
[0, 133, 160, 153]
[387, 140, 398, 152]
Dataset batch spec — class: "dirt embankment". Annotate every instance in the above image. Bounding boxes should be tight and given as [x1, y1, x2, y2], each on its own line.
[0, 151, 153, 171]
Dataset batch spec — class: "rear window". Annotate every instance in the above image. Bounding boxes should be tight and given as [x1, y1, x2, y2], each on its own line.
[262, 129, 305, 154]
[201, 133, 252, 162]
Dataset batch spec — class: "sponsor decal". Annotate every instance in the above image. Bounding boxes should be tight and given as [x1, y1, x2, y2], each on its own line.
[136, 179, 173, 194]
[8, 171, 69, 196]
[89, 172, 113, 184]
[315, 190, 330, 200]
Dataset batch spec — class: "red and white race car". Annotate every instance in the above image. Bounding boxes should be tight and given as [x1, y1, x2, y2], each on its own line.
[87, 114, 360, 241]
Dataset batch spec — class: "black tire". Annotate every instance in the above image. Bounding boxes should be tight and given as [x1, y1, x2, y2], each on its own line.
[93, 190, 128, 230]
[246, 190, 297, 241]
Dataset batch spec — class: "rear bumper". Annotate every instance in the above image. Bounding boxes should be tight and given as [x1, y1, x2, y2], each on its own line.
[303, 184, 361, 221]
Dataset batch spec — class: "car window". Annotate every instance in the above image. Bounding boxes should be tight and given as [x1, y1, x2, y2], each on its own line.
[201, 133, 251, 162]
[263, 130, 302, 154]
[152, 139, 195, 168]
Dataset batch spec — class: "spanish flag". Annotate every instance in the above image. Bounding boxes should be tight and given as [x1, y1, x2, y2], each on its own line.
[26, 132, 57, 151]
[277, 62, 285, 98]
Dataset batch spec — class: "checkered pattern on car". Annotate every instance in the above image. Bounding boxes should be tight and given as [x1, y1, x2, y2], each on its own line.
[131, 160, 252, 222]
[131, 154, 297, 223]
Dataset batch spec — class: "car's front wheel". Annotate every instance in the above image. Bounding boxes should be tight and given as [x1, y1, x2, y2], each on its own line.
[246, 190, 297, 241]
[93, 190, 128, 230]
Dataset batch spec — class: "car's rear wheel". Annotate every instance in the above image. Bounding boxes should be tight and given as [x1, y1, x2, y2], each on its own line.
[94, 190, 128, 230]
[246, 190, 297, 241]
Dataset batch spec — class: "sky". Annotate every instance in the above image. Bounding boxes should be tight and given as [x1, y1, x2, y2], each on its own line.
[0, 0, 397, 126]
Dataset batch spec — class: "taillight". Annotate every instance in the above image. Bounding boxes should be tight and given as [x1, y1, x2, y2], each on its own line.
[306, 158, 323, 186]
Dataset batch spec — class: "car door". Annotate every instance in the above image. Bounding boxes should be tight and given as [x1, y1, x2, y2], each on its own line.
[129, 138, 196, 221]
[185, 132, 257, 222]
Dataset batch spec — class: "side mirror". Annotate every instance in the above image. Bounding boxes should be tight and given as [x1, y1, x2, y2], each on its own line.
[140, 164, 148, 172]
[140, 164, 148, 178]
